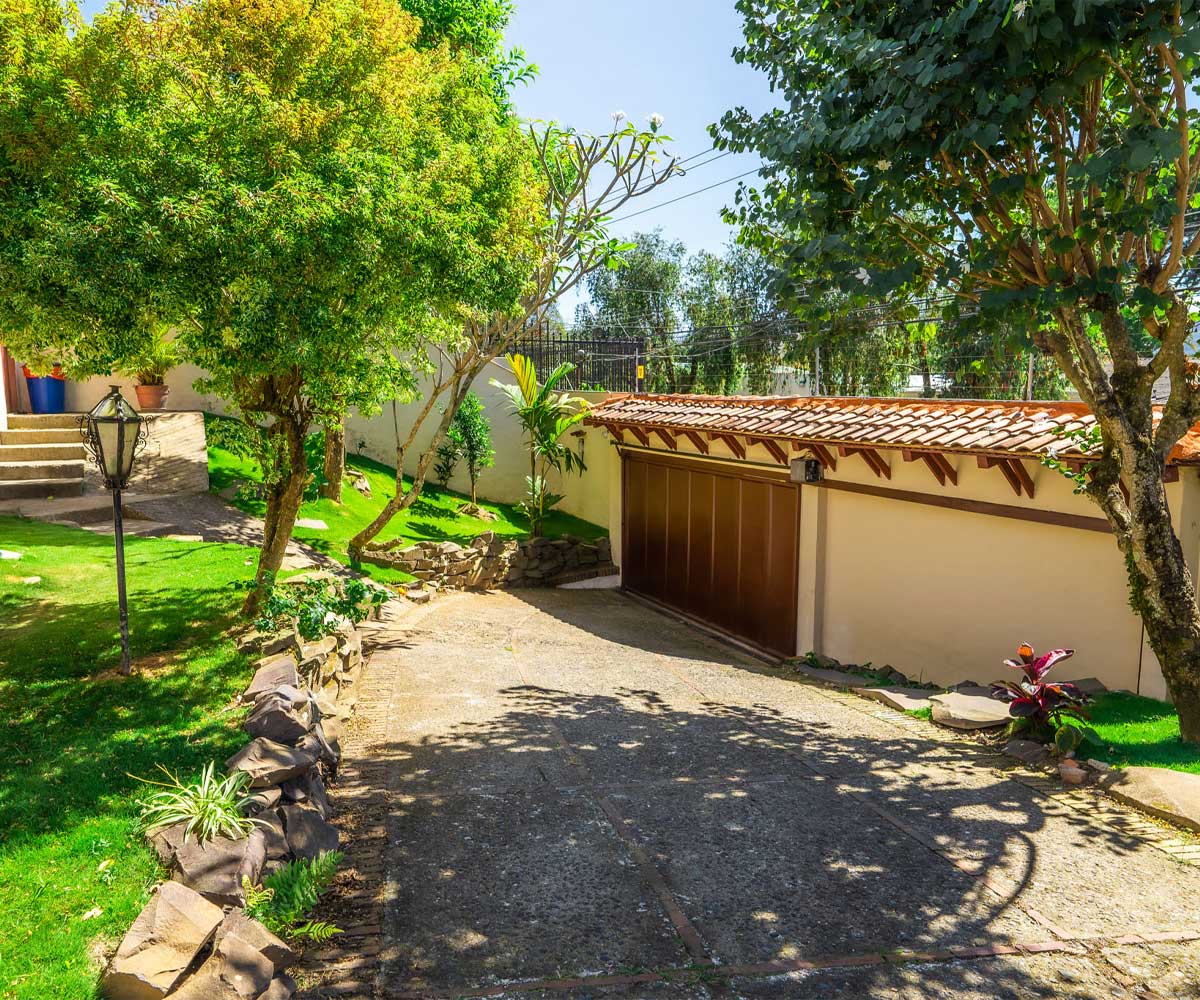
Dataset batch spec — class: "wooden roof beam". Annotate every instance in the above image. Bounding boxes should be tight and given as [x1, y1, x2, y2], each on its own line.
[605, 425, 625, 444]
[753, 437, 789, 465]
[902, 449, 958, 487]
[651, 427, 678, 451]
[838, 445, 891, 480]
[708, 432, 746, 460]
[629, 426, 650, 448]
[978, 456, 1033, 498]
[682, 430, 709, 454]
[793, 441, 838, 470]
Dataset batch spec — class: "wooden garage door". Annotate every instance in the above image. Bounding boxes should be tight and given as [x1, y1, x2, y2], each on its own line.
[622, 451, 801, 657]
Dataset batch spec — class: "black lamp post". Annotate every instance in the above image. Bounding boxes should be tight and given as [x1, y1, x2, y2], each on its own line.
[80, 386, 148, 675]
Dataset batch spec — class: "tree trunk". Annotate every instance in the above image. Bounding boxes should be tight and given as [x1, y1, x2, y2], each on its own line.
[319, 421, 345, 502]
[1111, 440, 1200, 742]
[243, 415, 309, 618]
[348, 372, 476, 557]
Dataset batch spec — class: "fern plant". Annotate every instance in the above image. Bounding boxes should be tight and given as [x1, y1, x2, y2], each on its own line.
[243, 851, 344, 942]
[135, 762, 259, 841]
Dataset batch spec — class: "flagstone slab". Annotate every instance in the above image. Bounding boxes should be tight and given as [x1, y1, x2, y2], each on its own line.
[1101, 766, 1200, 833]
[859, 686, 935, 713]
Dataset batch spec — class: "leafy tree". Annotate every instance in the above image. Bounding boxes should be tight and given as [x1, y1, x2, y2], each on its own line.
[0, 0, 541, 614]
[491, 354, 587, 536]
[718, 0, 1200, 739]
[348, 116, 678, 558]
[577, 229, 686, 390]
[447, 390, 494, 505]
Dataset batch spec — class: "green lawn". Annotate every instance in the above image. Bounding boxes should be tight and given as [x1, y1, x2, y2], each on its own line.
[206, 416, 605, 587]
[0, 517, 255, 999]
[1086, 691, 1200, 774]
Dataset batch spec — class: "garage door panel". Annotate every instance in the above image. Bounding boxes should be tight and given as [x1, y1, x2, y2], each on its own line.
[665, 466, 690, 609]
[623, 451, 799, 657]
[685, 471, 715, 620]
[644, 461, 669, 597]
[711, 472, 743, 635]
[624, 458, 648, 593]
[765, 484, 801, 654]
[738, 480, 771, 648]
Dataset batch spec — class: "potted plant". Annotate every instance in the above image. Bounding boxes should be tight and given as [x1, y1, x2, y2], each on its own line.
[20, 363, 67, 414]
[122, 332, 180, 410]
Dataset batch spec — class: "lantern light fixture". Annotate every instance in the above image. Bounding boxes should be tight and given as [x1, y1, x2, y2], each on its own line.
[79, 386, 148, 674]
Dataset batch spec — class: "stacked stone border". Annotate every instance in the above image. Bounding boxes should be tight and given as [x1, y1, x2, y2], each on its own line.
[361, 531, 614, 596]
[102, 572, 389, 1000]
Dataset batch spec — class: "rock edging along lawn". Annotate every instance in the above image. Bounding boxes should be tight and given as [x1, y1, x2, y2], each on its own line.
[361, 529, 614, 592]
[102, 583, 377, 1000]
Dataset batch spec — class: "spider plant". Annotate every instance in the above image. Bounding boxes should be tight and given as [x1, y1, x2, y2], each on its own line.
[134, 762, 260, 841]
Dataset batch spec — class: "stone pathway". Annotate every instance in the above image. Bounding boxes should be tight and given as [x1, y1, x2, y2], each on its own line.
[297, 590, 1200, 999]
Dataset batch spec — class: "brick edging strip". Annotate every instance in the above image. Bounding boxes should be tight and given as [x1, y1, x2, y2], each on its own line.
[383, 929, 1200, 998]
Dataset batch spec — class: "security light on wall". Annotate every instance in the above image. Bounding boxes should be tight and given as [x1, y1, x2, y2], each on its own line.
[803, 458, 824, 483]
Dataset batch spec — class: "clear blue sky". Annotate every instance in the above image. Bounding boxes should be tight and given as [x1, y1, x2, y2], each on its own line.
[507, 0, 772, 256]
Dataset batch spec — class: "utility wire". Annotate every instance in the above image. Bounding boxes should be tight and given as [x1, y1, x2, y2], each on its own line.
[609, 167, 763, 223]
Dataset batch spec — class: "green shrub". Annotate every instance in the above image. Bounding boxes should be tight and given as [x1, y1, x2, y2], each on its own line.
[255, 577, 386, 641]
[244, 851, 344, 942]
[135, 762, 259, 841]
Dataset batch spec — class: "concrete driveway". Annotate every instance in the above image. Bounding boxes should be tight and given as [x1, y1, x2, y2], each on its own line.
[310, 589, 1200, 999]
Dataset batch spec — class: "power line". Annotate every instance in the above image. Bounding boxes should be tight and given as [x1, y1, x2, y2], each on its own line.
[609, 167, 763, 224]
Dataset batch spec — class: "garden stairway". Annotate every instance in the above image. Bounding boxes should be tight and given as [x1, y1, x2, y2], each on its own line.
[0, 414, 87, 500]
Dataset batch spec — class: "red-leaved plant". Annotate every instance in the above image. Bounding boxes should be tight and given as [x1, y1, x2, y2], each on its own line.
[991, 643, 1096, 751]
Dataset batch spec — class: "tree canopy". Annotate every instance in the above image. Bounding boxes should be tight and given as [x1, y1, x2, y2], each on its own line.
[0, 0, 543, 609]
[716, 0, 1200, 738]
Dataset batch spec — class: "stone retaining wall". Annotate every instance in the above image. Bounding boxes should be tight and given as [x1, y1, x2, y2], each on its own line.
[361, 531, 613, 592]
[102, 579, 374, 1000]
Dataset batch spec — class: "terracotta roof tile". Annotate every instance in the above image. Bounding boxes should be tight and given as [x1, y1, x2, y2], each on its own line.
[586, 393, 1200, 465]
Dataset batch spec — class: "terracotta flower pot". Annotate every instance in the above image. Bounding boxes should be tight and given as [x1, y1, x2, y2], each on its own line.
[134, 384, 169, 410]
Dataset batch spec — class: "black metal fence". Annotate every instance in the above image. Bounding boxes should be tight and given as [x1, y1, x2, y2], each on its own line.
[516, 326, 644, 393]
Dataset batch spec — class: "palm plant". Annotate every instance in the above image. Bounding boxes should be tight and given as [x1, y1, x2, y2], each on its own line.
[491, 354, 589, 536]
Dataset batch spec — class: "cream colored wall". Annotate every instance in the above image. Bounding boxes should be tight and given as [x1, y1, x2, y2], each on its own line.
[69, 359, 615, 531]
[796, 449, 1190, 698]
[68, 364, 225, 414]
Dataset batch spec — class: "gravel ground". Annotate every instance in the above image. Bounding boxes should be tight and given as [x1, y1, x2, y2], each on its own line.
[299, 589, 1200, 1000]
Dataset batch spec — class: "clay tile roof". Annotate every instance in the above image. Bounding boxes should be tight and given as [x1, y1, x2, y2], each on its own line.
[585, 394, 1200, 465]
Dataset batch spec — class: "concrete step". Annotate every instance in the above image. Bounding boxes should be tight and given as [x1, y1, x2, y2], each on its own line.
[0, 428, 82, 446]
[0, 459, 87, 482]
[0, 478, 85, 500]
[0, 442, 87, 463]
[5, 413, 81, 431]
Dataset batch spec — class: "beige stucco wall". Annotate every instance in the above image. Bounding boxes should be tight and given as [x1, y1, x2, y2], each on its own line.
[794, 450, 1191, 698]
[66, 359, 616, 531]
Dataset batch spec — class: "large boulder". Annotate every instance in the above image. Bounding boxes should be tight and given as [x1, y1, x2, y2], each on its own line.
[146, 822, 190, 868]
[103, 882, 223, 1000]
[929, 689, 1011, 730]
[165, 910, 292, 1000]
[260, 974, 298, 999]
[280, 770, 332, 820]
[244, 687, 312, 745]
[213, 910, 295, 970]
[226, 737, 318, 788]
[280, 802, 339, 859]
[243, 656, 300, 702]
[171, 829, 266, 907]
[1101, 766, 1200, 833]
[256, 809, 291, 875]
